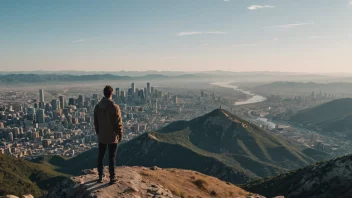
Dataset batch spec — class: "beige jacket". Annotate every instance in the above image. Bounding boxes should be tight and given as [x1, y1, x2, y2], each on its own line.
[94, 97, 123, 144]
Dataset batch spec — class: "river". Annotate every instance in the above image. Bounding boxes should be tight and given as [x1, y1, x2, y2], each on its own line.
[211, 81, 267, 105]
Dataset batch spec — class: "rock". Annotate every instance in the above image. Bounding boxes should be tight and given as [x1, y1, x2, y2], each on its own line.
[22, 195, 34, 198]
[126, 185, 139, 193]
[246, 194, 266, 198]
[23, 196, 32, 198]
[150, 166, 161, 170]
[0, 195, 34, 198]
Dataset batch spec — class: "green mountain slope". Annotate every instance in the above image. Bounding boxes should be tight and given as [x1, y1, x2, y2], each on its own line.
[46, 109, 329, 184]
[290, 98, 352, 138]
[244, 154, 352, 198]
[0, 153, 67, 197]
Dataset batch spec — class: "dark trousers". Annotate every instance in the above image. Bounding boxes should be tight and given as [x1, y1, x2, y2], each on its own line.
[97, 142, 118, 178]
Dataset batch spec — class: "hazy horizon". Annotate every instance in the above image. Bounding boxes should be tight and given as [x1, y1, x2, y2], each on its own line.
[2, 69, 352, 76]
[1, 0, 352, 73]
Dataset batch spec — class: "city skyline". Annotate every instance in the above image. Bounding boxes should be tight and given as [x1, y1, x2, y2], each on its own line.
[1, 0, 352, 73]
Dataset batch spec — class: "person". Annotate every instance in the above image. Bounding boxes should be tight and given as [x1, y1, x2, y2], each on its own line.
[94, 85, 123, 184]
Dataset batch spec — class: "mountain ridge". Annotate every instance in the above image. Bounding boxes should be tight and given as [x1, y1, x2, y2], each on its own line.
[290, 98, 352, 138]
[0, 73, 197, 84]
[244, 154, 352, 198]
[41, 109, 330, 185]
[0, 153, 67, 197]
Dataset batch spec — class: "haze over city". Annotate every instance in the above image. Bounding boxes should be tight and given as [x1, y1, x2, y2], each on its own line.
[1, 0, 352, 73]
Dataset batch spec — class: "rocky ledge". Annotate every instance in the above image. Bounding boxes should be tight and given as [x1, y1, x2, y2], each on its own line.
[47, 166, 268, 198]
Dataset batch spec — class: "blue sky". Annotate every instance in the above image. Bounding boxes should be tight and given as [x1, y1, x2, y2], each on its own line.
[1, 0, 352, 73]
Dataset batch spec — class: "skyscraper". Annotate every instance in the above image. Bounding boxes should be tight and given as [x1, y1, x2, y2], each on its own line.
[69, 98, 75, 106]
[128, 88, 133, 96]
[39, 89, 45, 102]
[78, 95, 85, 104]
[174, 95, 178, 105]
[59, 96, 65, 109]
[36, 109, 45, 123]
[51, 99, 60, 110]
[131, 82, 135, 94]
[8, 132, 14, 142]
[115, 88, 120, 98]
[151, 87, 155, 96]
[147, 82, 151, 94]
[120, 91, 126, 103]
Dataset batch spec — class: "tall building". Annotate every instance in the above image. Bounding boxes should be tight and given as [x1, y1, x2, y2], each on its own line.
[8, 132, 14, 142]
[36, 109, 45, 123]
[115, 88, 120, 99]
[151, 87, 155, 95]
[45, 103, 51, 111]
[144, 88, 147, 98]
[69, 97, 75, 106]
[78, 95, 85, 104]
[139, 90, 145, 100]
[39, 89, 45, 102]
[59, 96, 65, 109]
[174, 95, 179, 105]
[128, 88, 133, 96]
[147, 82, 151, 94]
[121, 91, 126, 103]
[131, 82, 135, 94]
[51, 99, 60, 110]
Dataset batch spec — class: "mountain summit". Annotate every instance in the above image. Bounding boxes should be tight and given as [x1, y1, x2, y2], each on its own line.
[48, 166, 263, 198]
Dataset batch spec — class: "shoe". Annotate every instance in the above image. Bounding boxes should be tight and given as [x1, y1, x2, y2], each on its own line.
[109, 177, 117, 185]
[97, 174, 106, 183]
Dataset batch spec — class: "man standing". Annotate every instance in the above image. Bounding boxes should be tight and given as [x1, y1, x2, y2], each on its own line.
[94, 85, 123, 184]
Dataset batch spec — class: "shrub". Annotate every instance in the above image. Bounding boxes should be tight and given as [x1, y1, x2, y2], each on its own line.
[192, 179, 207, 190]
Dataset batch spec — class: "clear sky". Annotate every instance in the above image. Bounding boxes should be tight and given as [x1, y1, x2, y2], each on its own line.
[1, 0, 351, 73]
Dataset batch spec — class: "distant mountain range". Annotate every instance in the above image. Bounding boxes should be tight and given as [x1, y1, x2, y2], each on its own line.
[39, 109, 330, 185]
[0, 73, 197, 84]
[0, 72, 343, 85]
[0, 153, 67, 197]
[0, 70, 324, 76]
[290, 98, 352, 139]
[244, 154, 352, 198]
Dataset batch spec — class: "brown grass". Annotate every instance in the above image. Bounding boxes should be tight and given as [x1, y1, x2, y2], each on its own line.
[135, 167, 251, 198]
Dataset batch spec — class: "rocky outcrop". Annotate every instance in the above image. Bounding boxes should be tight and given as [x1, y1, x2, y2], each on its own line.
[48, 166, 267, 198]
[0, 195, 34, 198]
[48, 167, 174, 198]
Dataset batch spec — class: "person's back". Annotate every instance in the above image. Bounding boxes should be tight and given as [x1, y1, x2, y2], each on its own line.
[94, 85, 123, 184]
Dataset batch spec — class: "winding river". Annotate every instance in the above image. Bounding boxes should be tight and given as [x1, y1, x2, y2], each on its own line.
[211, 81, 267, 105]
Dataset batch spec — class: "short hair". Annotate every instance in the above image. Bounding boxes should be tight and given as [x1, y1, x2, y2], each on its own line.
[103, 85, 113, 98]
